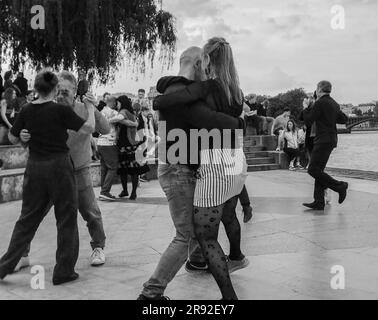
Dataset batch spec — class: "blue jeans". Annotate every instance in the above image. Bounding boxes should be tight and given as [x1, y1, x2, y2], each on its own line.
[142, 164, 204, 298]
[76, 167, 106, 249]
[98, 145, 118, 194]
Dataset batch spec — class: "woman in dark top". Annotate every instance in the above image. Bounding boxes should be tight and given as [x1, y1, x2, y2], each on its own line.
[3, 71, 13, 91]
[0, 70, 95, 285]
[112, 95, 149, 200]
[154, 37, 248, 300]
[0, 87, 18, 145]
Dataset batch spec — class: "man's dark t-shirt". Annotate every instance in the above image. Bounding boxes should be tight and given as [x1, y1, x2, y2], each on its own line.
[11, 102, 85, 159]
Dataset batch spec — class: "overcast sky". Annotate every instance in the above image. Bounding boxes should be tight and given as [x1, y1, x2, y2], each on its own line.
[106, 0, 377, 104]
[103, 0, 377, 104]
[4, 0, 376, 104]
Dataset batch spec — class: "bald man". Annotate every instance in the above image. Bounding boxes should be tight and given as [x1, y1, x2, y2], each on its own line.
[138, 47, 245, 300]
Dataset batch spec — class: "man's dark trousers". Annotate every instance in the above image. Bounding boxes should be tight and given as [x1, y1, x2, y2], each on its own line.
[308, 143, 344, 204]
[0, 154, 79, 279]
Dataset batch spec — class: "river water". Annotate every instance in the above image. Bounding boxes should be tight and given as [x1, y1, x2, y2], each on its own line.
[327, 132, 378, 172]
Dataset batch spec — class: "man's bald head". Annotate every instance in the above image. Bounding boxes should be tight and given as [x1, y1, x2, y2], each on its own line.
[178, 46, 204, 81]
[180, 46, 202, 68]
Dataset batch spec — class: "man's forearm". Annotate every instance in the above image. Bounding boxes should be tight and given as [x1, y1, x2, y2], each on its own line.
[8, 132, 20, 145]
[80, 106, 96, 134]
[94, 109, 111, 134]
[185, 102, 241, 130]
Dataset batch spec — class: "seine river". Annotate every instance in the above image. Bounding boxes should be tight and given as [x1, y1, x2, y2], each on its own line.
[327, 132, 378, 172]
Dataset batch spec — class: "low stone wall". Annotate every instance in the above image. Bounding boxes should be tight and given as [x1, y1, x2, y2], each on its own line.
[0, 160, 158, 204]
[0, 145, 29, 170]
[269, 151, 289, 169]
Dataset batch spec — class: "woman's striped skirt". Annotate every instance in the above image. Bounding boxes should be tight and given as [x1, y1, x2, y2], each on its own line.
[194, 148, 248, 208]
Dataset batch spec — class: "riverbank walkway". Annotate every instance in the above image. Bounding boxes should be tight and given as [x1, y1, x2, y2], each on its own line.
[0, 170, 377, 300]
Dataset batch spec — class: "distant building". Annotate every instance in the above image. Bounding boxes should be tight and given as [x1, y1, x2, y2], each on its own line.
[340, 104, 354, 116]
[357, 103, 375, 114]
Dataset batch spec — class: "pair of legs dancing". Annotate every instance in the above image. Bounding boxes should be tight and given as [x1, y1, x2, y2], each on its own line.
[0, 155, 79, 284]
[193, 196, 245, 300]
[140, 164, 245, 300]
[119, 172, 139, 200]
[304, 143, 348, 210]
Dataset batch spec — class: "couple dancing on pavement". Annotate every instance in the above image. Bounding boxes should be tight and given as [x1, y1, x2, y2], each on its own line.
[138, 37, 250, 301]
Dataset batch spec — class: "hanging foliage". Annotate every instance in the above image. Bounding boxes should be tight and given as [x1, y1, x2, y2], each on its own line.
[0, 0, 177, 84]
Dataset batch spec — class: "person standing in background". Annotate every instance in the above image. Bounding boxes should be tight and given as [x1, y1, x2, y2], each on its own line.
[97, 95, 119, 201]
[77, 70, 89, 102]
[0, 73, 4, 98]
[3, 71, 13, 91]
[259, 100, 274, 135]
[133, 89, 150, 111]
[271, 108, 291, 136]
[13, 72, 28, 97]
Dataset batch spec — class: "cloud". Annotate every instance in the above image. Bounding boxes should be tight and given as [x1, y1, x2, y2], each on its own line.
[99, 0, 378, 104]
[165, 0, 224, 19]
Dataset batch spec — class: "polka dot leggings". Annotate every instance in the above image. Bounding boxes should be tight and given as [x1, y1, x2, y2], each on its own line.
[193, 195, 243, 300]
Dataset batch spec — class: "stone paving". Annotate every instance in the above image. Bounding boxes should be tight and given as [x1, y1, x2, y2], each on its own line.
[0, 170, 378, 300]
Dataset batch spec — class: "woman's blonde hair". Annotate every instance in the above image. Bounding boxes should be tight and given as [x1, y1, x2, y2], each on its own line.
[202, 37, 243, 106]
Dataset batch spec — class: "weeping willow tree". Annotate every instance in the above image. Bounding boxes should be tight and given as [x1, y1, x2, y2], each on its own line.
[0, 0, 177, 84]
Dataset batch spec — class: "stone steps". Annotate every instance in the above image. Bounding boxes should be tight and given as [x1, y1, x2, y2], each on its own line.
[247, 157, 276, 165]
[247, 164, 281, 172]
[244, 151, 270, 158]
[243, 146, 265, 153]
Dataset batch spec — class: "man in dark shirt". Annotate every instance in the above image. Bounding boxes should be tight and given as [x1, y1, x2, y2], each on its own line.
[302, 80, 349, 210]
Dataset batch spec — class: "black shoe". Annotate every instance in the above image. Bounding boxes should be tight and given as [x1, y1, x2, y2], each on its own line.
[129, 193, 137, 201]
[303, 202, 325, 211]
[53, 272, 79, 286]
[337, 182, 348, 204]
[137, 294, 170, 300]
[118, 191, 129, 198]
[184, 260, 209, 273]
[0, 269, 8, 280]
[243, 206, 253, 223]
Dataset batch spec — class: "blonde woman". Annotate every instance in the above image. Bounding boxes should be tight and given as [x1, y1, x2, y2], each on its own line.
[153, 37, 248, 300]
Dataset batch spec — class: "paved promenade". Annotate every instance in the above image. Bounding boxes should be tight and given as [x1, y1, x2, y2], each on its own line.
[0, 170, 378, 300]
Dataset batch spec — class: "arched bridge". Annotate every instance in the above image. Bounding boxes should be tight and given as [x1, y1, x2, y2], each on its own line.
[346, 116, 378, 130]
[338, 116, 378, 133]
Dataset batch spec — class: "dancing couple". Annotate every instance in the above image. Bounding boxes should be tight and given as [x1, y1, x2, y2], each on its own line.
[0, 70, 109, 284]
[138, 37, 249, 301]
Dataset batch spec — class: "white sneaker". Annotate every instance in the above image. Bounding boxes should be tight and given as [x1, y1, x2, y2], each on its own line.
[13, 256, 30, 273]
[90, 248, 106, 266]
[227, 256, 250, 274]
